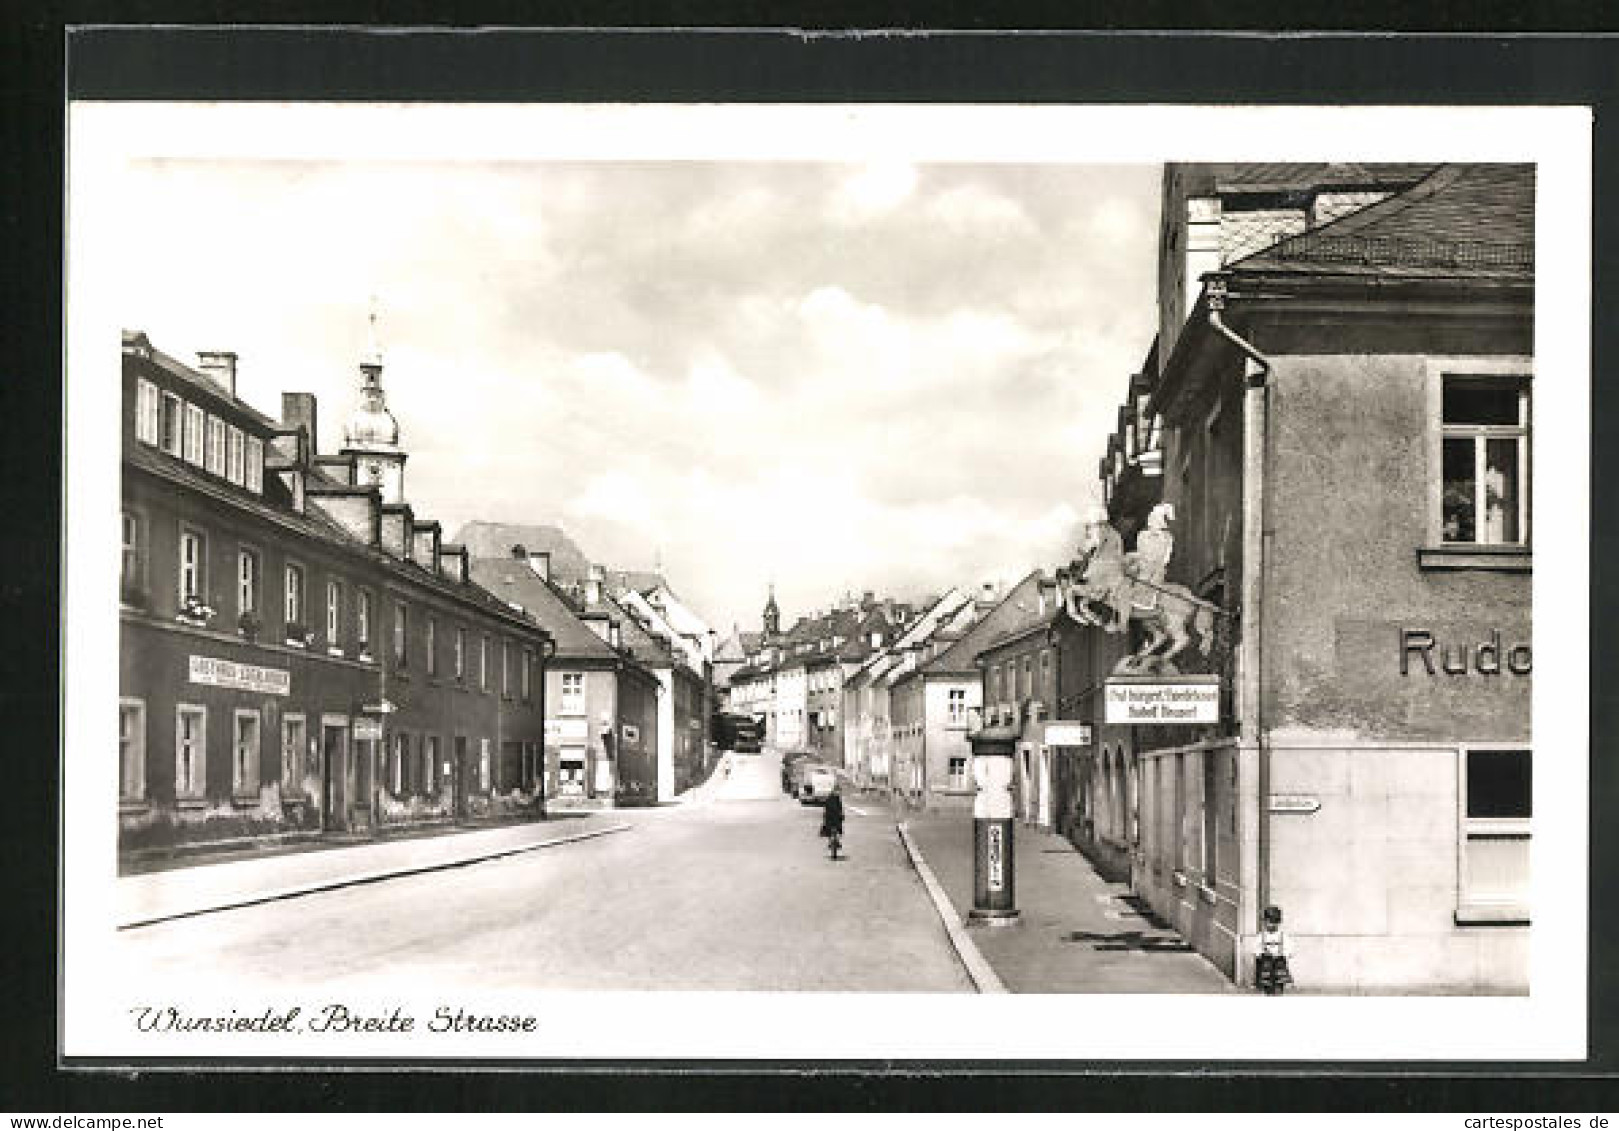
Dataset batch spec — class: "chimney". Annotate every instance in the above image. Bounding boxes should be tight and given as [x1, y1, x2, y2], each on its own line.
[197, 351, 238, 397]
[282, 393, 318, 457]
[529, 550, 550, 581]
[510, 543, 527, 560]
[585, 564, 604, 606]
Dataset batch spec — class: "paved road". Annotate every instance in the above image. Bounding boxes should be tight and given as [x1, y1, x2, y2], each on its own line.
[113, 750, 972, 994]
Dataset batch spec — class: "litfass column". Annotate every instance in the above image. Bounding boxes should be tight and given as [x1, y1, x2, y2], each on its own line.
[968, 723, 1021, 926]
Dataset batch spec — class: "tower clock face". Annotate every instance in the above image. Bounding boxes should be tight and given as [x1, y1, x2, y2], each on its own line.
[366, 461, 384, 484]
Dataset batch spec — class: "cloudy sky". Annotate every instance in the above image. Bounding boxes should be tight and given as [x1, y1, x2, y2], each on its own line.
[95, 109, 1160, 632]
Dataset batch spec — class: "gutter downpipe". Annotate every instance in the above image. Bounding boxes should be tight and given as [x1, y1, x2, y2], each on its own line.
[1206, 275, 1271, 986]
[538, 634, 555, 817]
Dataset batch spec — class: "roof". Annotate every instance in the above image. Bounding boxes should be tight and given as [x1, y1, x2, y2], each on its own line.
[1203, 162, 1436, 195]
[610, 569, 670, 597]
[123, 331, 285, 436]
[908, 570, 1050, 679]
[1230, 164, 1534, 280]
[467, 558, 619, 662]
[453, 522, 594, 584]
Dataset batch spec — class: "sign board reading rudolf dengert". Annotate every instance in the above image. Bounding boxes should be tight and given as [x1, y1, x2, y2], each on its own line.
[188, 654, 290, 696]
[1104, 680, 1219, 724]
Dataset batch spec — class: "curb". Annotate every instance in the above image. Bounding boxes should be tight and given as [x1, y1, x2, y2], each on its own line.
[896, 821, 1007, 995]
[118, 822, 633, 931]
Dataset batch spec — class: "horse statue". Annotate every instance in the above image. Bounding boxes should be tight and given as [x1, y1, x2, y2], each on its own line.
[1056, 505, 1218, 676]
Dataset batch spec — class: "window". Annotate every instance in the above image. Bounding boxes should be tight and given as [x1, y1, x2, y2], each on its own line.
[1021, 657, 1032, 700]
[237, 548, 259, 617]
[183, 403, 205, 465]
[227, 425, 245, 485]
[454, 626, 465, 680]
[501, 641, 511, 698]
[1440, 372, 1530, 546]
[1459, 747, 1532, 922]
[1202, 751, 1218, 885]
[282, 715, 306, 793]
[479, 635, 489, 690]
[178, 528, 205, 603]
[394, 602, 409, 668]
[119, 699, 146, 803]
[392, 733, 407, 794]
[479, 738, 491, 791]
[246, 437, 264, 493]
[206, 415, 226, 475]
[947, 688, 967, 727]
[135, 378, 159, 445]
[357, 589, 373, 652]
[159, 391, 182, 456]
[561, 672, 585, 715]
[232, 710, 261, 799]
[947, 756, 968, 790]
[1041, 649, 1052, 699]
[318, 580, 338, 646]
[426, 616, 438, 675]
[120, 512, 141, 591]
[175, 704, 206, 801]
[522, 648, 533, 701]
[284, 563, 305, 634]
[425, 735, 440, 795]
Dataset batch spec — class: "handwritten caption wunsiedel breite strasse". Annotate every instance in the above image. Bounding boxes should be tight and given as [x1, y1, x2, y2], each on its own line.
[129, 1003, 538, 1034]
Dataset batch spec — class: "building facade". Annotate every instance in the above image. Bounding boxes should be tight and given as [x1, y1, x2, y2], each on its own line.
[119, 332, 552, 863]
[1074, 163, 1535, 992]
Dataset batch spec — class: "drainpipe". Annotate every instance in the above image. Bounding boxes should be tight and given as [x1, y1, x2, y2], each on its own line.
[1206, 274, 1272, 981]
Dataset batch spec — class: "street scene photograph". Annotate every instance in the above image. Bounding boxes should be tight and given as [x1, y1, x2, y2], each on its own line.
[60, 100, 1587, 1063]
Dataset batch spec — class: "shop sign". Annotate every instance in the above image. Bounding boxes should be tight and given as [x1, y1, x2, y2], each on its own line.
[1400, 629, 1531, 676]
[353, 718, 383, 741]
[188, 655, 289, 696]
[1268, 794, 1320, 814]
[545, 718, 588, 740]
[1045, 722, 1092, 747]
[1104, 677, 1219, 725]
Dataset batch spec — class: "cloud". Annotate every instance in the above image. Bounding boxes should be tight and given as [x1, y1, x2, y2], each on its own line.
[100, 145, 1160, 630]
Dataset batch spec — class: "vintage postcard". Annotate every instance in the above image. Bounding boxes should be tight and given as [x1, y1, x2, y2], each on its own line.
[61, 95, 1589, 1063]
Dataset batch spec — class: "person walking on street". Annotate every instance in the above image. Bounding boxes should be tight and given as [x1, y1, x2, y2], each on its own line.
[820, 785, 846, 859]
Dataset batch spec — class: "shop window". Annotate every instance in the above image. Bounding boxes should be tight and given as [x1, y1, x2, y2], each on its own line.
[282, 714, 306, 794]
[159, 391, 182, 456]
[206, 414, 226, 475]
[135, 378, 159, 445]
[178, 528, 205, 604]
[183, 403, 205, 466]
[947, 688, 967, 728]
[118, 698, 146, 803]
[559, 750, 586, 796]
[1438, 371, 1531, 547]
[226, 425, 245, 485]
[175, 704, 206, 801]
[1459, 747, 1532, 923]
[232, 710, 261, 800]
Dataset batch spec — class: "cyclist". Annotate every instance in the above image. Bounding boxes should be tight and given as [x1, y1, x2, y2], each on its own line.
[820, 784, 846, 857]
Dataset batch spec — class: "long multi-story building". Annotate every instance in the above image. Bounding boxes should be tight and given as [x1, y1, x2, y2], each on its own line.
[118, 330, 552, 863]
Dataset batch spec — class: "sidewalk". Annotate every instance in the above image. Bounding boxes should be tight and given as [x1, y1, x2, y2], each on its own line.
[900, 814, 1235, 994]
[117, 812, 630, 929]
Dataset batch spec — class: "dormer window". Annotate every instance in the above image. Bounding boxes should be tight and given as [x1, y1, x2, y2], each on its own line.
[159, 391, 182, 456]
[205, 415, 226, 475]
[135, 379, 159, 445]
[182, 404, 205, 466]
[227, 426, 245, 485]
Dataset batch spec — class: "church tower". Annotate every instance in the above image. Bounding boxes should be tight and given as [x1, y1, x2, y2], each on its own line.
[341, 307, 407, 505]
[763, 583, 780, 638]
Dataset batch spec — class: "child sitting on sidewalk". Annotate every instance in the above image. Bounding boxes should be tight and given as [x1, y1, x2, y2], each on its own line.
[1256, 905, 1294, 994]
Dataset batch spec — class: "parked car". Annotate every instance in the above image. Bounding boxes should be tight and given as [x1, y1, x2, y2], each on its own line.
[799, 765, 839, 805]
[781, 751, 816, 794]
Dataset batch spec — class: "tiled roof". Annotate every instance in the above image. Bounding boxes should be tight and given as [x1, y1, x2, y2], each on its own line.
[1231, 164, 1534, 280]
[610, 569, 670, 596]
[453, 522, 594, 584]
[467, 558, 618, 661]
[913, 570, 1050, 678]
[123, 331, 285, 435]
[1206, 162, 1436, 194]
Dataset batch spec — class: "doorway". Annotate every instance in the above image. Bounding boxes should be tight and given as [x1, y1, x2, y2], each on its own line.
[352, 737, 374, 831]
[453, 735, 469, 819]
[321, 721, 348, 832]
